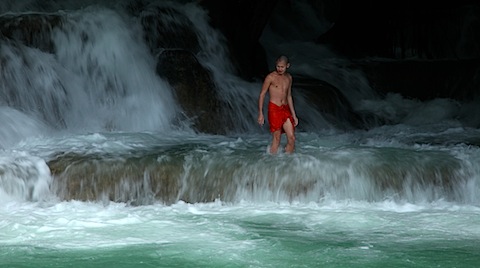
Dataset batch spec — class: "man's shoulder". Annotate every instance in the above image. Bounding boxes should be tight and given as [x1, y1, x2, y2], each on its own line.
[265, 71, 277, 81]
[267, 71, 277, 77]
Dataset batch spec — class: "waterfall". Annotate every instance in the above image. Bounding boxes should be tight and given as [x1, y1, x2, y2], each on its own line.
[1, 0, 478, 205]
[0, 2, 182, 145]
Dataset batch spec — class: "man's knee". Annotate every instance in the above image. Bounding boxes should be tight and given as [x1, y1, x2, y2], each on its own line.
[287, 134, 295, 144]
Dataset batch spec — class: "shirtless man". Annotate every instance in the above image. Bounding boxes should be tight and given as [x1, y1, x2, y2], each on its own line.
[257, 55, 299, 154]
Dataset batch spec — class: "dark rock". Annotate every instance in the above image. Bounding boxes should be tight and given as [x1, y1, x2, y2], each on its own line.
[294, 76, 366, 129]
[317, 0, 480, 60]
[0, 13, 62, 53]
[356, 59, 480, 101]
[156, 49, 233, 134]
[199, 0, 279, 79]
[48, 152, 182, 205]
[139, 5, 200, 55]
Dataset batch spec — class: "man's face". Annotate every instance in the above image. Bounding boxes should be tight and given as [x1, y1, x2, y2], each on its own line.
[275, 60, 289, 75]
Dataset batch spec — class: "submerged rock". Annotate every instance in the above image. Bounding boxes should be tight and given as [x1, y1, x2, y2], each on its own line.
[46, 144, 469, 205]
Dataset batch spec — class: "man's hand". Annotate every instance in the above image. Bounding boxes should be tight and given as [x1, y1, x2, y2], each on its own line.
[257, 114, 265, 126]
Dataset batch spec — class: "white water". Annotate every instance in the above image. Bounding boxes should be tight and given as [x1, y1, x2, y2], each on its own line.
[1, 129, 478, 204]
[1, 198, 479, 264]
[0, 2, 479, 266]
[0, 0, 478, 203]
[0, 0, 478, 201]
[1, 127, 480, 266]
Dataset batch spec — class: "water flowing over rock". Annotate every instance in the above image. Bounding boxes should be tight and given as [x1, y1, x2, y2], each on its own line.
[0, 13, 61, 53]
[294, 76, 365, 130]
[1, 0, 479, 207]
[156, 49, 233, 134]
[46, 146, 470, 205]
[199, 0, 280, 79]
[139, 4, 200, 55]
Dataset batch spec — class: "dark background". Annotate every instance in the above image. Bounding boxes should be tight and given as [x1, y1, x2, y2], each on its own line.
[199, 0, 480, 101]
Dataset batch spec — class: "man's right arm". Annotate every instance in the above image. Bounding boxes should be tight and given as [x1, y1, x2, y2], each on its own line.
[259, 75, 272, 112]
[258, 74, 271, 125]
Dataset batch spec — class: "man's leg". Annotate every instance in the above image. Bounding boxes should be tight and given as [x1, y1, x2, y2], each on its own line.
[283, 120, 295, 153]
[270, 130, 281, 154]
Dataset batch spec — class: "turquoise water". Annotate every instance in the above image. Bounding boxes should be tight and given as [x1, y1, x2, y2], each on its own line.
[1, 131, 479, 268]
[1, 200, 479, 267]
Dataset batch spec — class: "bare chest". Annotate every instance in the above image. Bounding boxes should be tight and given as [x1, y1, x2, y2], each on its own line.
[269, 77, 290, 92]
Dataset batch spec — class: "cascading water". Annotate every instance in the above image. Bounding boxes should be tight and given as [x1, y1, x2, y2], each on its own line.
[0, 1, 479, 267]
[0, 0, 478, 203]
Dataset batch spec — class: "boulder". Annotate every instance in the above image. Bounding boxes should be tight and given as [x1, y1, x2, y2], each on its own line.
[0, 13, 62, 53]
[156, 49, 233, 134]
[199, 0, 279, 79]
[139, 5, 200, 55]
[294, 76, 366, 129]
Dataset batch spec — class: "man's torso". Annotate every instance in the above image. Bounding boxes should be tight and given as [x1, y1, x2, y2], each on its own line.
[268, 72, 291, 106]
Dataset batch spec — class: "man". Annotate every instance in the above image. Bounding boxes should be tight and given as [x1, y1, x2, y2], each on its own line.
[257, 55, 298, 154]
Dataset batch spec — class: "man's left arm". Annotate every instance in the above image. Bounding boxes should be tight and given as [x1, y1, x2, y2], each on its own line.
[287, 76, 298, 126]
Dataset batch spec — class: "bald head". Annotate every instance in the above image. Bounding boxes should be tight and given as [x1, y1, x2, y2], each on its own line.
[276, 55, 289, 64]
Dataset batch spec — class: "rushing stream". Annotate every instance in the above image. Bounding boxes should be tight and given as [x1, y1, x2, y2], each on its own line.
[1, 1, 479, 267]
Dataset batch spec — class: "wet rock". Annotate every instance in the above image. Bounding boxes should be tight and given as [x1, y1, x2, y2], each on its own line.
[156, 49, 233, 134]
[0, 13, 62, 53]
[48, 152, 182, 205]
[199, 0, 279, 79]
[294, 76, 365, 129]
[139, 5, 200, 55]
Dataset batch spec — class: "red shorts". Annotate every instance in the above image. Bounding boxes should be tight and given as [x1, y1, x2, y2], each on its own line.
[268, 102, 294, 133]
